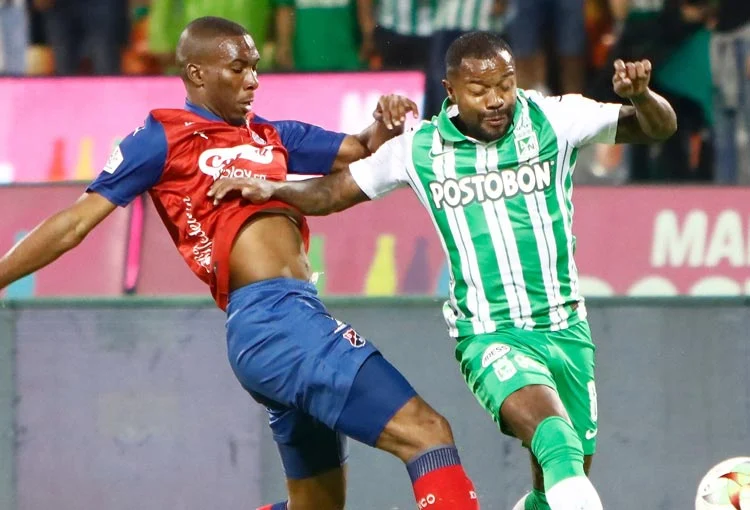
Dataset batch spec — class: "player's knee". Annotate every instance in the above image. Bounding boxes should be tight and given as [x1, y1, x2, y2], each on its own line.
[376, 396, 455, 461]
[412, 405, 453, 446]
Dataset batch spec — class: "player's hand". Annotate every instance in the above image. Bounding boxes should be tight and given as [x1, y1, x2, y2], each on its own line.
[373, 94, 419, 130]
[612, 59, 652, 100]
[207, 178, 276, 206]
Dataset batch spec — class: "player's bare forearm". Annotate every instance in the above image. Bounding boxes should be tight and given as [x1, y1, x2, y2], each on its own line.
[331, 125, 401, 172]
[331, 94, 419, 171]
[615, 89, 678, 143]
[269, 171, 370, 216]
[358, 120, 403, 154]
[0, 192, 115, 290]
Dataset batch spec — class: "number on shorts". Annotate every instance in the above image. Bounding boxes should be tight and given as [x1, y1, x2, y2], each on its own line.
[587, 381, 598, 423]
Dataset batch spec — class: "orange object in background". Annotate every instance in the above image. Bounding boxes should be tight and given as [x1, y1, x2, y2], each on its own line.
[585, 0, 614, 70]
[122, 7, 162, 75]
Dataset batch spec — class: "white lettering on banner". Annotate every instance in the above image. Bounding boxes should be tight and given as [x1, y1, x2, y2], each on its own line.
[651, 209, 748, 268]
[198, 145, 273, 180]
[651, 210, 707, 267]
[183, 197, 213, 273]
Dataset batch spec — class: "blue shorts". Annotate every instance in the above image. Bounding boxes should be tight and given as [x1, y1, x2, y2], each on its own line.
[506, 0, 586, 58]
[226, 278, 417, 479]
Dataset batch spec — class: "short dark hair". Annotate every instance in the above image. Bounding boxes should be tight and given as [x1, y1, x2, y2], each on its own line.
[184, 16, 248, 38]
[445, 32, 513, 74]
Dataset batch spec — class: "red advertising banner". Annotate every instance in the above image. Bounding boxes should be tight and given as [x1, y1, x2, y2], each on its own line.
[1, 185, 749, 299]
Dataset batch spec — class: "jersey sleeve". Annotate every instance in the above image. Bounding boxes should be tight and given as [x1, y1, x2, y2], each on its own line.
[349, 133, 410, 199]
[269, 119, 346, 175]
[86, 114, 167, 206]
[532, 92, 622, 147]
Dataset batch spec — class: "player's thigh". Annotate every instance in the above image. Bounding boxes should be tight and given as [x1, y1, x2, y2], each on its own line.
[456, 330, 559, 440]
[226, 279, 380, 431]
[262, 402, 348, 506]
[334, 352, 424, 454]
[548, 321, 598, 455]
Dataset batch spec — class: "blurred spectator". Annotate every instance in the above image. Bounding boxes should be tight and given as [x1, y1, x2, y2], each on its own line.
[148, 0, 272, 73]
[0, 0, 28, 75]
[506, 0, 587, 94]
[710, 0, 750, 184]
[358, 0, 433, 70]
[423, 0, 513, 118]
[590, 0, 713, 182]
[34, 0, 129, 75]
[274, 0, 364, 72]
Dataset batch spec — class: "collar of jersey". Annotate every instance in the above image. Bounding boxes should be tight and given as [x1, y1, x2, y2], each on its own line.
[435, 95, 522, 144]
[184, 100, 225, 122]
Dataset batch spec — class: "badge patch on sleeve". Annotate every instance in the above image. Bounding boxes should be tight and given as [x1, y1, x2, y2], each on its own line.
[103, 146, 123, 174]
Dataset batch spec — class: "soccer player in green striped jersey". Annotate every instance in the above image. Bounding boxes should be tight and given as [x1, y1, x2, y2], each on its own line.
[210, 32, 677, 510]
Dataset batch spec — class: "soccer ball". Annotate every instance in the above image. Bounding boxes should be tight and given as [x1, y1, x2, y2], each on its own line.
[696, 457, 750, 510]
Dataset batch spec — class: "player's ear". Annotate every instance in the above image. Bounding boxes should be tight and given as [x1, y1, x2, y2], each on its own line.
[186, 63, 204, 87]
[442, 78, 456, 104]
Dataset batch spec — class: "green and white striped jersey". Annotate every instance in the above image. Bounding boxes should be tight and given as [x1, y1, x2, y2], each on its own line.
[377, 0, 433, 37]
[349, 90, 621, 337]
[433, 0, 507, 32]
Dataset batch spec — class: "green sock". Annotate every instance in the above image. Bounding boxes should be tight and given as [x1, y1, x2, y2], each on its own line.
[530, 416, 585, 491]
[524, 489, 550, 510]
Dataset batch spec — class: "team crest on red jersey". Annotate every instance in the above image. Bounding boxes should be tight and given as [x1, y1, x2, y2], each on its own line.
[250, 130, 267, 145]
[342, 328, 366, 348]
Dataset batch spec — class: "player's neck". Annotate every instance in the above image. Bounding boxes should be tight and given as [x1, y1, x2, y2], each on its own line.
[186, 97, 228, 124]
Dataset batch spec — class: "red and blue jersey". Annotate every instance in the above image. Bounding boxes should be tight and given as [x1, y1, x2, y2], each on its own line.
[87, 101, 345, 310]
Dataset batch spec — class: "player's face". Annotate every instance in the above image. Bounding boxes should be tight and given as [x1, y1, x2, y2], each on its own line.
[443, 51, 517, 142]
[203, 34, 260, 126]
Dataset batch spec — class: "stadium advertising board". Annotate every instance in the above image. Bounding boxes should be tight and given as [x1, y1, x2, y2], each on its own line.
[1, 186, 749, 298]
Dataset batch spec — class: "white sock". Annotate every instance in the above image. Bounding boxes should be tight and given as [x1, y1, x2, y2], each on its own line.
[511, 492, 530, 510]
[546, 475, 603, 510]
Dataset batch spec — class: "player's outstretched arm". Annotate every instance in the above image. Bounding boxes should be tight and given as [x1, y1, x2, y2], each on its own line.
[209, 170, 369, 216]
[0, 192, 116, 290]
[209, 133, 410, 214]
[331, 94, 419, 171]
[611, 59, 678, 144]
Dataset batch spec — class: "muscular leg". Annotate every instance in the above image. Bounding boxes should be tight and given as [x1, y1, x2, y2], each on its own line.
[283, 466, 347, 510]
[336, 355, 479, 509]
[374, 395, 454, 461]
[257, 466, 346, 510]
[230, 283, 478, 510]
[502, 385, 602, 510]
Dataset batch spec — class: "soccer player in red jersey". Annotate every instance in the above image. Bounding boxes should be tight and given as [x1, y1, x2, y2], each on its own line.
[0, 17, 481, 510]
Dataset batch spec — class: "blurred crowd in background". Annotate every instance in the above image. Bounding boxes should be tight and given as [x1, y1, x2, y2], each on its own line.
[0, 0, 748, 184]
